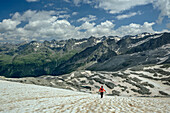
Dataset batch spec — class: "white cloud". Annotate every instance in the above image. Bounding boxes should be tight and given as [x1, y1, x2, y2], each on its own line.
[99, 0, 153, 14]
[116, 12, 141, 20]
[77, 15, 97, 22]
[12, 10, 37, 21]
[115, 22, 155, 36]
[64, 0, 71, 3]
[26, 0, 39, 2]
[58, 14, 70, 19]
[0, 10, 86, 42]
[72, 0, 153, 14]
[153, 0, 170, 23]
[78, 20, 115, 37]
[166, 23, 170, 29]
[70, 0, 169, 24]
[78, 21, 95, 30]
[0, 9, 167, 43]
[78, 21, 156, 38]
[68, 0, 169, 27]
[71, 0, 92, 6]
[0, 37, 4, 40]
[12, 10, 69, 22]
[73, 0, 80, 6]
[72, 12, 78, 16]
[0, 19, 20, 32]
[1, 13, 115, 42]
[71, 0, 169, 22]
[20, 37, 29, 41]
[20, 12, 78, 39]
[44, 3, 54, 8]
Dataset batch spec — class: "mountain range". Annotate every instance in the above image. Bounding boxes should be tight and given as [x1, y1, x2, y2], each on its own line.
[0, 32, 170, 96]
[0, 32, 169, 78]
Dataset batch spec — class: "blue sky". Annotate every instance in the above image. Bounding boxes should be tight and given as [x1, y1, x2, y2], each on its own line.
[0, 0, 169, 43]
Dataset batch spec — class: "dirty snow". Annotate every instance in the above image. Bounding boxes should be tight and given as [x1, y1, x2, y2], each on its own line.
[0, 80, 169, 113]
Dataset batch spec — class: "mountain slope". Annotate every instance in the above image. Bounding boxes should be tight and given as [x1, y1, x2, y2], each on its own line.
[88, 44, 170, 71]
[0, 37, 103, 77]
[52, 42, 117, 75]
[1, 64, 169, 97]
[53, 32, 170, 75]
[126, 33, 170, 54]
[0, 32, 169, 77]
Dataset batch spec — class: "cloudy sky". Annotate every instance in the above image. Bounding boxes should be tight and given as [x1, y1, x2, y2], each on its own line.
[0, 0, 169, 43]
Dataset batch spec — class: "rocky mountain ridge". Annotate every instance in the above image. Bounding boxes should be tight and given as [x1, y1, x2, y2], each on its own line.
[0, 32, 169, 77]
[53, 32, 170, 75]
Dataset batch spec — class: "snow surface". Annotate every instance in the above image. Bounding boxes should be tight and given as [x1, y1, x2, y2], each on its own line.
[128, 34, 163, 48]
[0, 80, 170, 113]
[74, 40, 87, 45]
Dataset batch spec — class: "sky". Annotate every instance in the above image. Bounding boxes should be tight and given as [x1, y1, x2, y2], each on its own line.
[0, 0, 169, 43]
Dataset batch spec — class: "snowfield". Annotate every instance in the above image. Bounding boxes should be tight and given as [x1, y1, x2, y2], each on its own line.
[0, 80, 170, 113]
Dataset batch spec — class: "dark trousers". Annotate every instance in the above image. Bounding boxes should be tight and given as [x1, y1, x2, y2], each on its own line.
[101, 92, 103, 98]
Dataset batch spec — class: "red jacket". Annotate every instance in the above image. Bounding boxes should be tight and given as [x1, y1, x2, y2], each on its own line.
[99, 88, 105, 92]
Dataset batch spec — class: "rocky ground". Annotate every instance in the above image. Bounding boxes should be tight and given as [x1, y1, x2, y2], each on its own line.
[1, 64, 169, 97]
[0, 80, 170, 113]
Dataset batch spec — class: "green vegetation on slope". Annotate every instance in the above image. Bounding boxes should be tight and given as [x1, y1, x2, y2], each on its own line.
[0, 49, 78, 78]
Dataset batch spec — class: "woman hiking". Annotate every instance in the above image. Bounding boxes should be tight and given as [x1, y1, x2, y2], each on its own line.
[99, 86, 106, 98]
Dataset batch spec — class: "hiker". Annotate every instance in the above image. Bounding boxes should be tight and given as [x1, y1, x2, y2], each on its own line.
[99, 86, 106, 98]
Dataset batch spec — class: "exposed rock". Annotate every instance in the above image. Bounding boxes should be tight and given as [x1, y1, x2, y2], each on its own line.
[112, 90, 120, 96]
[159, 91, 169, 96]
[105, 82, 116, 89]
